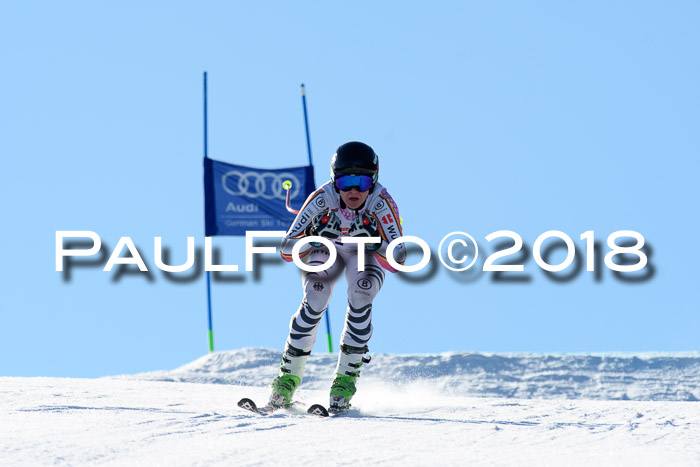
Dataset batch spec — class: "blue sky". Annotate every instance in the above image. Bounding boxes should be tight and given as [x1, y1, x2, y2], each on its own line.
[1, 2, 698, 377]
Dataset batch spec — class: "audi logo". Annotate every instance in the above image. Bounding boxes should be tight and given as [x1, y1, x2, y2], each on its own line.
[221, 170, 301, 200]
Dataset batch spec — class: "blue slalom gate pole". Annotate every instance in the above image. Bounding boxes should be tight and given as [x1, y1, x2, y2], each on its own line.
[301, 84, 333, 354]
[204, 72, 214, 353]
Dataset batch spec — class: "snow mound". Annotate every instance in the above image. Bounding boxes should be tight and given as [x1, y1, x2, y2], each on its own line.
[119, 348, 700, 401]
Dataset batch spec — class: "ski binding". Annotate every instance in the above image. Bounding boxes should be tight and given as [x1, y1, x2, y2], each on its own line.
[238, 397, 282, 416]
[307, 403, 350, 417]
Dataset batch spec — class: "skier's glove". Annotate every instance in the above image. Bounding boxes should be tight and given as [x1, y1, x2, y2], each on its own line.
[306, 210, 342, 244]
[348, 213, 381, 251]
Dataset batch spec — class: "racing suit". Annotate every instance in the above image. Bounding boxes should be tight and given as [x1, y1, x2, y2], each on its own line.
[279, 180, 406, 353]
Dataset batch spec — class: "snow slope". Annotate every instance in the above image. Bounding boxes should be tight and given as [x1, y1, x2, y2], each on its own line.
[125, 348, 700, 401]
[2, 349, 700, 465]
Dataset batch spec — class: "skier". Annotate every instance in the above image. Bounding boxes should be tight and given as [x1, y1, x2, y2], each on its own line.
[269, 141, 406, 412]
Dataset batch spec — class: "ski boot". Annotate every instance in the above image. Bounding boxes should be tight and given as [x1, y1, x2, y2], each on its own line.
[329, 374, 356, 411]
[329, 344, 370, 411]
[269, 345, 309, 407]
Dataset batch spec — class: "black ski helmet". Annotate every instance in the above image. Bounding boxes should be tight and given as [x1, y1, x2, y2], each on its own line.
[330, 141, 379, 189]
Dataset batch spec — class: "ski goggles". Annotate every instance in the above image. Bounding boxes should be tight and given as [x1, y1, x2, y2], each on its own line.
[334, 174, 374, 192]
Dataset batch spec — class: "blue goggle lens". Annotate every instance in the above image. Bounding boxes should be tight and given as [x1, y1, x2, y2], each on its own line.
[335, 174, 374, 192]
